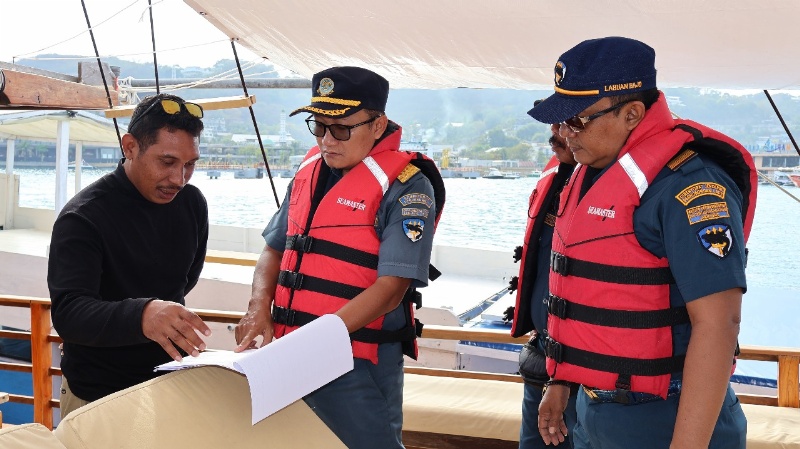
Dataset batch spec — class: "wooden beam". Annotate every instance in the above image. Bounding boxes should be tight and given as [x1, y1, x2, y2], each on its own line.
[404, 366, 523, 383]
[778, 355, 800, 407]
[421, 324, 528, 344]
[104, 95, 256, 119]
[0, 69, 117, 110]
[403, 431, 517, 449]
[30, 303, 53, 429]
[205, 249, 259, 267]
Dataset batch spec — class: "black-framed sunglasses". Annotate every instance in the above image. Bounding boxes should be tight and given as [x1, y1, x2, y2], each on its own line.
[128, 99, 204, 130]
[561, 100, 633, 133]
[305, 114, 383, 141]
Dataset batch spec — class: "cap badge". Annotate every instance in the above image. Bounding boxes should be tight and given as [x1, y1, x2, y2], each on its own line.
[317, 78, 334, 96]
[554, 61, 566, 86]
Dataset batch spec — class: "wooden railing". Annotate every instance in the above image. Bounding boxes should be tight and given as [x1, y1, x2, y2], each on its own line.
[1, 251, 798, 429]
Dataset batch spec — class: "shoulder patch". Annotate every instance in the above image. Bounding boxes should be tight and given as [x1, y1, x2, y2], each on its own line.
[397, 164, 421, 183]
[667, 149, 697, 171]
[696, 224, 733, 258]
[686, 201, 730, 225]
[403, 218, 426, 242]
[675, 182, 726, 206]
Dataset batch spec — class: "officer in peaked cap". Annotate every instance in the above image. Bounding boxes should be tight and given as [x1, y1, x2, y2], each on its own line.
[289, 66, 390, 118]
[235, 66, 445, 449]
[530, 37, 755, 449]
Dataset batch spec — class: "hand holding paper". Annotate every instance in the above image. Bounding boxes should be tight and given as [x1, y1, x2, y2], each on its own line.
[156, 314, 354, 424]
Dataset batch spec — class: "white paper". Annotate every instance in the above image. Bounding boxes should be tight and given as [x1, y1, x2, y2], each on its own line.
[155, 314, 354, 424]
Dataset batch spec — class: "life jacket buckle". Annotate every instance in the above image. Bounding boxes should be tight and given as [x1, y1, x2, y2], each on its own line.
[284, 308, 297, 326]
[513, 246, 523, 263]
[286, 234, 315, 253]
[403, 289, 422, 309]
[544, 337, 563, 363]
[550, 252, 570, 276]
[546, 294, 568, 319]
[278, 270, 305, 290]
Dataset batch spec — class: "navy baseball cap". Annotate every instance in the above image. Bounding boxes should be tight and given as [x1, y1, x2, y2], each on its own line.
[290, 66, 389, 118]
[528, 37, 657, 124]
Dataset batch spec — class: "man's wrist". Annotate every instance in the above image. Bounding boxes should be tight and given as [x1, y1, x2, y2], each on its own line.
[543, 378, 574, 392]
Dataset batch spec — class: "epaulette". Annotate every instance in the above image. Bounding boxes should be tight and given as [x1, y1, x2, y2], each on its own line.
[667, 149, 697, 171]
[397, 163, 421, 183]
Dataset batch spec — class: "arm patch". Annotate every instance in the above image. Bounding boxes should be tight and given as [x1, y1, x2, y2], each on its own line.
[397, 163, 421, 183]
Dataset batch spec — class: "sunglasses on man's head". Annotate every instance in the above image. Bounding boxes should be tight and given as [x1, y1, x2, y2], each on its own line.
[305, 114, 383, 141]
[561, 100, 633, 133]
[128, 99, 204, 130]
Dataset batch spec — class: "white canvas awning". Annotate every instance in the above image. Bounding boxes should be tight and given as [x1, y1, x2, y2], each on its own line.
[0, 110, 122, 146]
[184, 0, 800, 90]
[1, 109, 123, 219]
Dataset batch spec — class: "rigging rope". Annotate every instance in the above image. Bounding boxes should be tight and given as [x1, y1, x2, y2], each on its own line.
[230, 39, 281, 208]
[763, 90, 800, 158]
[80, 0, 123, 156]
[147, 0, 160, 93]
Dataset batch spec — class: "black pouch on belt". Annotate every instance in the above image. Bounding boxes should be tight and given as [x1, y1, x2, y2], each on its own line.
[518, 335, 549, 386]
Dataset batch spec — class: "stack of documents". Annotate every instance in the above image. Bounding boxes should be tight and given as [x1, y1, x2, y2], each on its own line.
[156, 314, 353, 424]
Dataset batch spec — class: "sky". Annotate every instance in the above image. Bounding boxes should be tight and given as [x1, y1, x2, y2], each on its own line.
[0, 0, 269, 69]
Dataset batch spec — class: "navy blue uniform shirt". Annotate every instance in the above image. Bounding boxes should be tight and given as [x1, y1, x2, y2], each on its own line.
[633, 153, 747, 360]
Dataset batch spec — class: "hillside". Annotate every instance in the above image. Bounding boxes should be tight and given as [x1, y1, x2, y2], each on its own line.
[11, 56, 800, 157]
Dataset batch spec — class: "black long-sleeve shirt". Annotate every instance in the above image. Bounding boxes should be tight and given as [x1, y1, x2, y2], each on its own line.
[48, 163, 208, 401]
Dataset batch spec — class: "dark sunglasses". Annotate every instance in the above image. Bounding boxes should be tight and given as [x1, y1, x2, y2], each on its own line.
[305, 114, 383, 141]
[128, 99, 204, 130]
[561, 100, 633, 133]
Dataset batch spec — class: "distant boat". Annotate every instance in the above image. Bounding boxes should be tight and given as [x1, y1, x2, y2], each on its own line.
[483, 168, 520, 179]
[440, 169, 480, 179]
[68, 159, 93, 169]
[233, 167, 264, 179]
[772, 171, 795, 186]
[528, 170, 542, 178]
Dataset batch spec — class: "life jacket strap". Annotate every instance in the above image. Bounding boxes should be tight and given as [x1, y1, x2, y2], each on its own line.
[550, 251, 675, 285]
[285, 234, 379, 269]
[546, 294, 689, 329]
[544, 337, 685, 376]
[272, 306, 419, 344]
[277, 270, 366, 299]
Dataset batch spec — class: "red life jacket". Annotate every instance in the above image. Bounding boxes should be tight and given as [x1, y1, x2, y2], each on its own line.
[273, 128, 444, 364]
[510, 156, 572, 337]
[545, 94, 757, 397]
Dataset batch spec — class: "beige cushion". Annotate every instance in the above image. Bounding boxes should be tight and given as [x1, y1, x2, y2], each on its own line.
[404, 376, 800, 449]
[53, 366, 346, 449]
[403, 373, 523, 441]
[742, 404, 800, 449]
[0, 423, 68, 449]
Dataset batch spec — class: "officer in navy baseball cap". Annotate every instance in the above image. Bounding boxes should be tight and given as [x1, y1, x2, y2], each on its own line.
[290, 66, 389, 118]
[528, 36, 657, 125]
[533, 36, 752, 449]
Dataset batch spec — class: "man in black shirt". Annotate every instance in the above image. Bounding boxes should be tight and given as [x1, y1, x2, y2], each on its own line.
[48, 93, 211, 418]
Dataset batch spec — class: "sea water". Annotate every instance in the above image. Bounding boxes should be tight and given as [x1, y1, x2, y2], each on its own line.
[9, 167, 799, 290]
[6, 167, 799, 379]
